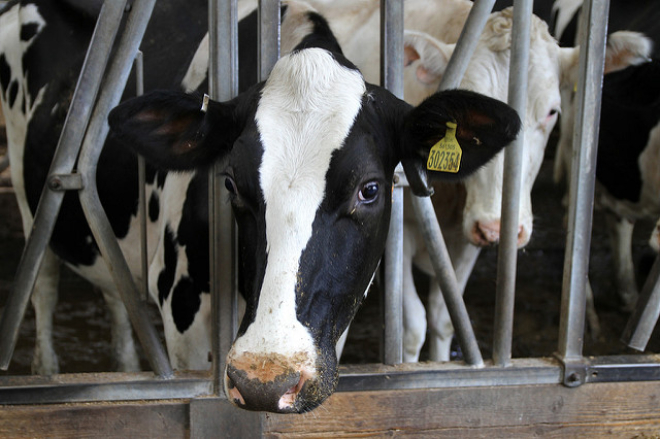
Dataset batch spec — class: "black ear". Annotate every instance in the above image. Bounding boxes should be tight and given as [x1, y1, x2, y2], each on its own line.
[108, 90, 245, 171]
[400, 89, 521, 196]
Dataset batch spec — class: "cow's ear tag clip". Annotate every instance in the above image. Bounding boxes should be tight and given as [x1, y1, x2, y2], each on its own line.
[427, 121, 462, 173]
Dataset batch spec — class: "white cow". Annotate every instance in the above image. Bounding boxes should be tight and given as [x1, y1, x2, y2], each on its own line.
[309, 0, 651, 361]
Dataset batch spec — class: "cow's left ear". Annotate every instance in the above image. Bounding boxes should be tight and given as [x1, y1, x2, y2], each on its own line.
[108, 90, 246, 171]
[400, 89, 521, 196]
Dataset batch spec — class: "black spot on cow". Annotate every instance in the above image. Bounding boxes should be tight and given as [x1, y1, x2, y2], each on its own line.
[7, 80, 18, 109]
[171, 276, 202, 333]
[20, 22, 40, 42]
[149, 192, 160, 222]
[177, 173, 210, 296]
[0, 54, 10, 96]
[157, 225, 178, 306]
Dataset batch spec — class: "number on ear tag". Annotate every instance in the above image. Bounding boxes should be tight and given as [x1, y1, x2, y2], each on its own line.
[427, 121, 462, 173]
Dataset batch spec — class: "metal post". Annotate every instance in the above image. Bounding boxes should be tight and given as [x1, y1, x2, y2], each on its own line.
[623, 255, 660, 350]
[0, 0, 129, 371]
[209, 0, 239, 395]
[135, 51, 150, 302]
[258, 0, 280, 81]
[76, 0, 172, 378]
[381, 0, 404, 365]
[406, 0, 495, 367]
[437, 0, 496, 90]
[557, 0, 609, 387]
[410, 197, 484, 367]
[492, 0, 533, 367]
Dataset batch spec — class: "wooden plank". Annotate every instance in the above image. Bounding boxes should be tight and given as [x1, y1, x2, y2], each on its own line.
[0, 400, 189, 439]
[0, 381, 659, 437]
[263, 381, 660, 437]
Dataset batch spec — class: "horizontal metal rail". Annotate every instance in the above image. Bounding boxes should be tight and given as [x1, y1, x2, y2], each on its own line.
[2, 355, 660, 405]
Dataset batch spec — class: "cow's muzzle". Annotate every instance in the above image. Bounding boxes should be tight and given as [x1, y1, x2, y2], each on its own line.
[224, 351, 317, 413]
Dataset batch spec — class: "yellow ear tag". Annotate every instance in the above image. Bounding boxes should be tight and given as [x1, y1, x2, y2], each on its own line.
[427, 121, 462, 173]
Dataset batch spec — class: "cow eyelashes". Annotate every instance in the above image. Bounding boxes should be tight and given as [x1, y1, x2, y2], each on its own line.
[357, 181, 379, 204]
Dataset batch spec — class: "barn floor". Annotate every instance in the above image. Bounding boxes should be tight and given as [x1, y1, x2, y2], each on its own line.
[1, 124, 660, 376]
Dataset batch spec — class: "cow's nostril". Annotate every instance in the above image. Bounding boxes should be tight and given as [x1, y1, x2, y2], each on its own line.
[473, 220, 501, 246]
[278, 375, 306, 410]
[225, 363, 303, 412]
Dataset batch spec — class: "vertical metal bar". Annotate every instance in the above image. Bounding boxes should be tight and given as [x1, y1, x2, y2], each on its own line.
[558, 0, 609, 383]
[0, 0, 129, 371]
[623, 254, 660, 350]
[410, 197, 484, 367]
[381, 0, 404, 365]
[437, 0, 496, 91]
[406, 0, 495, 367]
[258, 0, 280, 81]
[135, 51, 149, 302]
[492, 0, 533, 367]
[209, 0, 239, 395]
[76, 0, 172, 378]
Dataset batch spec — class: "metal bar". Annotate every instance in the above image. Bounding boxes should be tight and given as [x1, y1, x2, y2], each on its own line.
[209, 0, 239, 396]
[76, 0, 172, 378]
[622, 254, 660, 350]
[437, 0, 496, 91]
[258, 0, 280, 81]
[406, 0, 495, 368]
[0, 0, 129, 371]
[557, 0, 609, 385]
[0, 372, 212, 406]
[135, 51, 149, 302]
[381, 0, 404, 365]
[410, 197, 484, 367]
[492, 0, 533, 367]
[2, 355, 660, 405]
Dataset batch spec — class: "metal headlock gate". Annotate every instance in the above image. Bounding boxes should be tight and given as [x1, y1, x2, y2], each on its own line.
[1, 0, 660, 436]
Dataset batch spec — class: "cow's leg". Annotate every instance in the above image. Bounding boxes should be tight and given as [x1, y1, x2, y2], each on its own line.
[605, 211, 638, 311]
[100, 288, 140, 372]
[31, 248, 61, 375]
[426, 281, 453, 362]
[402, 225, 426, 362]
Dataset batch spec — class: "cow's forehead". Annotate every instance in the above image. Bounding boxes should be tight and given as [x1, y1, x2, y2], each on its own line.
[257, 48, 366, 254]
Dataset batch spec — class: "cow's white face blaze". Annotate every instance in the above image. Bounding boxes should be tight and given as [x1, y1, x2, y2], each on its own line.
[225, 49, 366, 411]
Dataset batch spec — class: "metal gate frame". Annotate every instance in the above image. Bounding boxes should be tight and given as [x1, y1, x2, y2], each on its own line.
[1, 0, 660, 430]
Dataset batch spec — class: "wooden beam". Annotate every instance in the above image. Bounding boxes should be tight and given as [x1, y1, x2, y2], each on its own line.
[1, 381, 659, 437]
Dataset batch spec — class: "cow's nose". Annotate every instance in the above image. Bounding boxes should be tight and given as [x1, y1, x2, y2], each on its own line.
[225, 355, 309, 413]
[472, 220, 528, 247]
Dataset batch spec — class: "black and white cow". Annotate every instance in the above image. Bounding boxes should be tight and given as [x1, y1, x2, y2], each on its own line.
[551, 0, 659, 311]
[2, 0, 521, 412]
[108, 12, 520, 414]
[0, 0, 320, 375]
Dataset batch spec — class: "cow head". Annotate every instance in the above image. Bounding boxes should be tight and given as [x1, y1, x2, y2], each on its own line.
[108, 13, 520, 414]
[402, 8, 566, 248]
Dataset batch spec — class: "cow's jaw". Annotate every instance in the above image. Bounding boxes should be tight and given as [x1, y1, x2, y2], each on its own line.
[225, 48, 366, 413]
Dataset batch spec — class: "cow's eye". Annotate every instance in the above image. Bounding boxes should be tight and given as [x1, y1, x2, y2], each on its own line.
[358, 181, 379, 203]
[224, 176, 237, 195]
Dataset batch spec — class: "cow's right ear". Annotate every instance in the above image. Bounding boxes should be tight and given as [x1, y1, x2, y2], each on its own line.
[108, 90, 244, 171]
